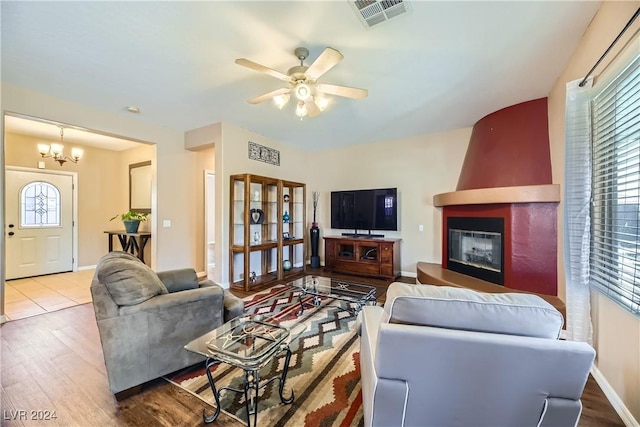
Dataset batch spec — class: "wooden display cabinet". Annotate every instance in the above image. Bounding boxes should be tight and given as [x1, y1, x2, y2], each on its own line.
[229, 174, 306, 291]
[324, 236, 401, 279]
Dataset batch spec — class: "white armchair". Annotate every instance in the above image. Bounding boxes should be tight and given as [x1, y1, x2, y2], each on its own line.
[360, 282, 595, 427]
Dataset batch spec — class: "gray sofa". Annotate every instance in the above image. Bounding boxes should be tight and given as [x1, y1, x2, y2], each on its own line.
[90, 251, 244, 397]
[360, 282, 596, 427]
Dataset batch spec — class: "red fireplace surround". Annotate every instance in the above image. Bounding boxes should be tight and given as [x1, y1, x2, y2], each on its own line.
[435, 98, 559, 296]
[442, 203, 557, 296]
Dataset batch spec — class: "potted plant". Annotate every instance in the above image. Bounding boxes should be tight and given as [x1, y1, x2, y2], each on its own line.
[110, 210, 149, 233]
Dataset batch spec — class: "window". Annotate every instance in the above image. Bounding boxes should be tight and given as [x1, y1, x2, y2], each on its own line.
[20, 181, 61, 227]
[590, 54, 640, 314]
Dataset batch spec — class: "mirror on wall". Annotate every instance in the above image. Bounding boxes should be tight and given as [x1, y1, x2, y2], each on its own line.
[129, 161, 151, 213]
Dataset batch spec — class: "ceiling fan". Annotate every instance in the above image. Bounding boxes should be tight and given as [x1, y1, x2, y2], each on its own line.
[235, 47, 368, 117]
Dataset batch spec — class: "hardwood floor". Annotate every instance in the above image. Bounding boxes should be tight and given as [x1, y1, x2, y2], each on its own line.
[0, 270, 625, 426]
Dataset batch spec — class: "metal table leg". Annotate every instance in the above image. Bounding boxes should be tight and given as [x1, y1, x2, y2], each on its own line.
[203, 358, 223, 424]
[201, 347, 295, 426]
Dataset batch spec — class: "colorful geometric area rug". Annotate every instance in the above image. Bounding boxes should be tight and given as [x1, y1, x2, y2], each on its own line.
[165, 284, 365, 427]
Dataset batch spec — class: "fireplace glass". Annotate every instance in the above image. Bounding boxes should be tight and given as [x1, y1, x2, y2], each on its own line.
[447, 217, 505, 285]
[449, 229, 502, 273]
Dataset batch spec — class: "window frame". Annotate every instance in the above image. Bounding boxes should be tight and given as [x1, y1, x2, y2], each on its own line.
[589, 53, 640, 315]
[20, 181, 62, 228]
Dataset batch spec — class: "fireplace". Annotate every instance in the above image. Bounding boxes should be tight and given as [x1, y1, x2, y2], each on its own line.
[447, 217, 504, 285]
[434, 98, 559, 296]
[440, 203, 558, 296]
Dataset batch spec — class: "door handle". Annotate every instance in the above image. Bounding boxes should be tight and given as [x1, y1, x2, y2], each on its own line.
[8, 231, 14, 236]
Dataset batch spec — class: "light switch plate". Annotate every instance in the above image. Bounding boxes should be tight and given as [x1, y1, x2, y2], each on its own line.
[163, 220, 171, 228]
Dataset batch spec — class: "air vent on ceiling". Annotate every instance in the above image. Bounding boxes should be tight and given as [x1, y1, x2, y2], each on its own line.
[350, 0, 411, 28]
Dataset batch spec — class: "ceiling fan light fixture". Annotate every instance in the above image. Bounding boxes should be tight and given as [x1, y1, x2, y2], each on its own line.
[273, 93, 290, 109]
[294, 83, 311, 101]
[295, 101, 308, 118]
[236, 46, 367, 119]
[315, 96, 330, 111]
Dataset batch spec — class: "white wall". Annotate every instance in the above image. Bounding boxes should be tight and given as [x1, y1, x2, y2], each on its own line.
[547, 1, 640, 422]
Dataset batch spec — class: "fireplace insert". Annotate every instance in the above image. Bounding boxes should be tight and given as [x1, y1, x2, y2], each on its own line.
[447, 217, 504, 285]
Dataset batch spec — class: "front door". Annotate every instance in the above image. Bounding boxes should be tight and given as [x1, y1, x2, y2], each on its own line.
[5, 169, 74, 280]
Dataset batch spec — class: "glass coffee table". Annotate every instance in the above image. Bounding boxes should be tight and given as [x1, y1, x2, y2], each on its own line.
[288, 275, 377, 316]
[184, 315, 296, 426]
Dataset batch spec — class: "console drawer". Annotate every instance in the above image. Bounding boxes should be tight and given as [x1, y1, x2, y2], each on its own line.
[334, 260, 380, 275]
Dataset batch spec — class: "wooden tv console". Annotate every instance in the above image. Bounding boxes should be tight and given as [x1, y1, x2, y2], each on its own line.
[324, 236, 401, 279]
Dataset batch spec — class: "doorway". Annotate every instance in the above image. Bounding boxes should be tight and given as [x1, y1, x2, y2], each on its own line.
[205, 170, 215, 280]
[5, 167, 78, 280]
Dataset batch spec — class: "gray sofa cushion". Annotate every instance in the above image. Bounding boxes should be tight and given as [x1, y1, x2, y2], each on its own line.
[157, 268, 199, 292]
[98, 255, 169, 306]
[384, 282, 564, 339]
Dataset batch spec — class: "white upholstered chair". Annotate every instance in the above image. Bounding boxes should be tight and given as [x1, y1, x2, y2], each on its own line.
[359, 282, 595, 427]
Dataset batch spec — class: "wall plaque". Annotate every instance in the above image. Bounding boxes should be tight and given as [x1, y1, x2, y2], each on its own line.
[248, 141, 280, 166]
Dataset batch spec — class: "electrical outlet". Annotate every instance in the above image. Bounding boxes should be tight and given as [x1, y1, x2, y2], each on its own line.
[419, 224, 424, 232]
[163, 220, 171, 228]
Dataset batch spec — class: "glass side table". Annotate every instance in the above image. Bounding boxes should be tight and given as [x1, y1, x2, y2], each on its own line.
[184, 315, 295, 426]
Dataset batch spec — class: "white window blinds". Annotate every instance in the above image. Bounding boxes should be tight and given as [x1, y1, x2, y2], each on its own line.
[590, 54, 640, 314]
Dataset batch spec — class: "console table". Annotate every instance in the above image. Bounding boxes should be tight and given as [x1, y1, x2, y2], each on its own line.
[324, 236, 401, 279]
[104, 230, 151, 263]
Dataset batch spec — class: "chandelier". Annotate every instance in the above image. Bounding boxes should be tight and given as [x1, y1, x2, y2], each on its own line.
[38, 126, 83, 166]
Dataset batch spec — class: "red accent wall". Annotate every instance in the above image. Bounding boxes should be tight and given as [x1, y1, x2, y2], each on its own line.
[456, 98, 552, 191]
[443, 204, 557, 296]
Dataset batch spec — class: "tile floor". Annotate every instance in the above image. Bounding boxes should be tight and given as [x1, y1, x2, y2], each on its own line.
[4, 269, 95, 321]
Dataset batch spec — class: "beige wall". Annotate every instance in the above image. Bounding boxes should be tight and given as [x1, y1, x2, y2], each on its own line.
[186, 123, 470, 284]
[548, 1, 640, 421]
[5, 132, 124, 266]
[117, 143, 156, 263]
[311, 128, 471, 274]
[2, 83, 198, 273]
[187, 121, 309, 285]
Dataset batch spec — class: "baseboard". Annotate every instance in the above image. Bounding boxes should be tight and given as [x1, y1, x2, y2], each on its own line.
[401, 270, 417, 278]
[591, 365, 639, 427]
[0, 315, 8, 324]
[78, 264, 97, 271]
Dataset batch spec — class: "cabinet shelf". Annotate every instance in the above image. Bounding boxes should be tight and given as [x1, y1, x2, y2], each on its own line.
[283, 238, 304, 246]
[229, 173, 307, 291]
[231, 241, 278, 252]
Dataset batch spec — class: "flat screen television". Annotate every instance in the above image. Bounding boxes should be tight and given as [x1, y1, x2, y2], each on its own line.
[331, 188, 398, 235]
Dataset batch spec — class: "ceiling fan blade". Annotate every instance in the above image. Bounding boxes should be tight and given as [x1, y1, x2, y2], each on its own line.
[305, 48, 344, 81]
[247, 87, 291, 105]
[306, 99, 321, 117]
[235, 58, 290, 81]
[316, 83, 368, 100]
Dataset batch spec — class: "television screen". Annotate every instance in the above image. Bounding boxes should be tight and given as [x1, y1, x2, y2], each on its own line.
[331, 188, 398, 232]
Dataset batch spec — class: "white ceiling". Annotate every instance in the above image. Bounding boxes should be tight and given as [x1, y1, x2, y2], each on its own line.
[1, 1, 602, 151]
